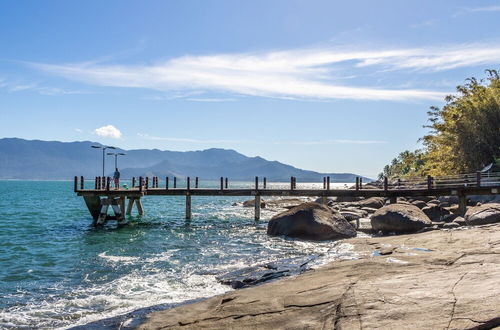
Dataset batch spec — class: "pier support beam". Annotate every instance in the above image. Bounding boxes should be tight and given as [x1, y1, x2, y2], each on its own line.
[126, 197, 135, 215]
[83, 195, 101, 220]
[255, 195, 261, 221]
[135, 198, 144, 216]
[458, 194, 467, 216]
[186, 194, 192, 220]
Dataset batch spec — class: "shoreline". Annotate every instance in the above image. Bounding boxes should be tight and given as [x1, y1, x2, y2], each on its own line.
[72, 223, 500, 329]
[135, 224, 500, 329]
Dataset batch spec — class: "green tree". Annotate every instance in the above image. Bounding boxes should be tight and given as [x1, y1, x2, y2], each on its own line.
[422, 70, 500, 175]
[379, 149, 426, 180]
[380, 70, 500, 178]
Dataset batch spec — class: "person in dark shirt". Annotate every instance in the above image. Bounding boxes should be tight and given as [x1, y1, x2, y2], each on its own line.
[113, 168, 120, 189]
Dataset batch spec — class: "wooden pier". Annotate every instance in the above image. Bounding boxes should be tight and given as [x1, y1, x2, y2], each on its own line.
[75, 172, 500, 225]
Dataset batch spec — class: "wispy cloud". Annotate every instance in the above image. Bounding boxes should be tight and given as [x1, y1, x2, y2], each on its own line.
[454, 5, 500, 16]
[465, 5, 500, 12]
[291, 139, 388, 145]
[27, 42, 500, 102]
[94, 125, 122, 139]
[186, 97, 235, 102]
[0, 79, 90, 95]
[137, 133, 243, 144]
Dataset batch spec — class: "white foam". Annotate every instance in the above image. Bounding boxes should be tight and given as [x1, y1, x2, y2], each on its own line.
[98, 251, 140, 263]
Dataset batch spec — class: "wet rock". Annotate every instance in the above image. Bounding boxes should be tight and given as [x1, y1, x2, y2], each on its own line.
[432, 221, 445, 228]
[340, 211, 363, 222]
[438, 201, 451, 208]
[454, 216, 466, 226]
[411, 200, 428, 209]
[266, 198, 305, 209]
[421, 204, 451, 221]
[441, 213, 460, 223]
[465, 203, 500, 226]
[242, 198, 266, 208]
[348, 219, 359, 230]
[267, 202, 356, 241]
[328, 196, 363, 203]
[357, 218, 373, 233]
[408, 196, 436, 203]
[341, 207, 368, 217]
[444, 205, 460, 214]
[427, 199, 440, 205]
[361, 207, 379, 214]
[443, 221, 460, 229]
[371, 204, 431, 234]
[438, 196, 459, 204]
[216, 256, 316, 289]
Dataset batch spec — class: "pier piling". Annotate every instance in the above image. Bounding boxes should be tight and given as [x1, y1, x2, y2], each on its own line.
[255, 195, 261, 221]
[186, 194, 192, 220]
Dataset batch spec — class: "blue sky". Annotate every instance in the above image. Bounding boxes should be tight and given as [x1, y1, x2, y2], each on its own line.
[1, 0, 500, 178]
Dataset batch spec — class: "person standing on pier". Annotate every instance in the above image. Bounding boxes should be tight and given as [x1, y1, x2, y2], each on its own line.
[113, 168, 120, 189]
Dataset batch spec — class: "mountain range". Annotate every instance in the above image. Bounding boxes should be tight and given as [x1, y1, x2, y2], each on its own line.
[0, 138, 370, 182]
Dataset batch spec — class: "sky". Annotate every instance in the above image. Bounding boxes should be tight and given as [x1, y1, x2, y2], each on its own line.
[1, 0, 500, 178]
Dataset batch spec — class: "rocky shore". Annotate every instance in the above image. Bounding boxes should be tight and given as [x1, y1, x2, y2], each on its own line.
[139, 222, 500, 329]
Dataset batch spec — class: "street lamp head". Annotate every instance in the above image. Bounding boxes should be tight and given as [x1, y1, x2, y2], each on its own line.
[107, 152, 115, 156]
[106, 146, 116, 150]
[118, 153, 126, 156]
[91, 145, 102, 149]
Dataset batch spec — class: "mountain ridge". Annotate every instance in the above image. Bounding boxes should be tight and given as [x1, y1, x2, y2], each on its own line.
[0, 138, 371, 182]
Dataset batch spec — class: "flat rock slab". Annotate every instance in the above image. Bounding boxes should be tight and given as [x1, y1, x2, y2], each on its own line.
[216, 256, 317, 289]
[139, 224, 500, 330]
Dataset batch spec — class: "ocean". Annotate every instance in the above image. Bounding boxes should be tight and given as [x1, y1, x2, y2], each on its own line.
[0, 180, 358, 329]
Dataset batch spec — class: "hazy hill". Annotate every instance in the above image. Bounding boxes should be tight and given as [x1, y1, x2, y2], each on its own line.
[0, 138, 370, 182]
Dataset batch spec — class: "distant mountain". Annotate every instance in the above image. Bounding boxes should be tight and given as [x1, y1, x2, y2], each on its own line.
[0, 138, 371, 182]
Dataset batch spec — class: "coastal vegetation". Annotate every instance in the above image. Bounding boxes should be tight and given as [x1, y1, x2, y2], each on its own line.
[380, 70, 500, 179]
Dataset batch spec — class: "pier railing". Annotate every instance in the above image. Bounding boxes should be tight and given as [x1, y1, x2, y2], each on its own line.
[74, 172, 500, 223]
[74, 172, 500, 192]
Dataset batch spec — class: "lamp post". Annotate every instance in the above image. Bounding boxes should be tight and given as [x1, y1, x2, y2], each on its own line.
[107, 152, 126, 169]
[91, 145, 116, 177]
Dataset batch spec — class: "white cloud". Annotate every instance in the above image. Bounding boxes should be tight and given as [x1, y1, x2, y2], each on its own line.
[75, 128, 83, 133]
[94, 125, 122, 139]
[28, 42, 500, 102]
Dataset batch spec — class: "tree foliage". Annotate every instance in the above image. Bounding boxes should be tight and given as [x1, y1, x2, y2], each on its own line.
[380, 70, 500, 178]
[379, 150, 426, 180]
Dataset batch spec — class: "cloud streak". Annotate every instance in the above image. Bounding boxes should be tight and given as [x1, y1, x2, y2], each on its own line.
[28, 42, 500, 101]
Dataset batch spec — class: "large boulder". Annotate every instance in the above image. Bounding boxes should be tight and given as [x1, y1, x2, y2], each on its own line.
[357, 197, 386, 209]
[371, 204, 432, 234]
[465, 203, 500, 226]
[267, 202, 356, 241]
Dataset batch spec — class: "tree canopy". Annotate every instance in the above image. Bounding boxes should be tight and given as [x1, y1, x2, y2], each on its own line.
[381, 70, 500, 179]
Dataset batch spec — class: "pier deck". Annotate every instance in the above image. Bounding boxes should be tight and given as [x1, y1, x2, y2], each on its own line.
[74, 173, 500, 225]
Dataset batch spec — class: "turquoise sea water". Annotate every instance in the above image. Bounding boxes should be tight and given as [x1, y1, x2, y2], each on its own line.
[0, 180, 357, 329]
